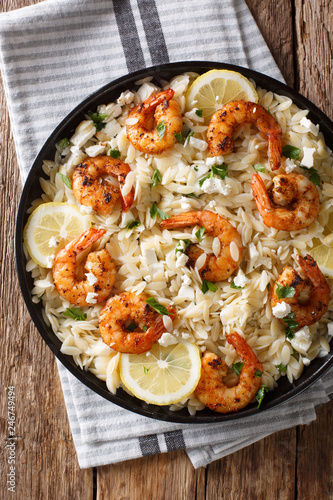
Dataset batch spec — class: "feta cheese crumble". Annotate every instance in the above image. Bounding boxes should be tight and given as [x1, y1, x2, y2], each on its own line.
[272, 301, 292, 319]
[176, 253, 189, 268]
[86, 292, 98, 304]
[86, 272, 98, 286]
[158, 332, 178, 347]
[301, 147, 316, 168]
[300, 116, 319, 136]
[48, 236, 58, 248]
[233, 271, 250, 288]
[284, 158, 298, 174]
[289, 326, 312, 355]
[201, 176, 231, 195]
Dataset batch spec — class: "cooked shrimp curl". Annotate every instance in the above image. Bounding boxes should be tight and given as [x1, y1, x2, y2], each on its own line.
[271, 254, 330, 328]
[99, 292, 176, 354]
[195, 333, 263, 413]
[207, 100, 282, 170]
[251, 173, 320, 231]
[160, 210, 243, 282]
[53, 228, 116, 306]
[126, 88, 182, 155]
[72, 155, 134, 215]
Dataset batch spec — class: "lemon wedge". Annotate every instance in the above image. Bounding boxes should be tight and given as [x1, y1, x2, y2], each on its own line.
[310, 211, 333, 277]
[185, 69, 258, 124]
[119, 342, 201, 406]
[23, 202, 91, 268]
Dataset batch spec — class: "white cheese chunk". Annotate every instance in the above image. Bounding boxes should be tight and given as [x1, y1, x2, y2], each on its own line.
[272, 301, 292, 319]
[176, 253, 189, 268]
[233, 272, 250, 288]
[85, 272, 98, 286]
[86, 292, 98, 304]
[301, 147, 316, 167]
[200, 176, 231, 195]
[158, 332, 178, 347]
[48, 236, 58, 248]
[290, 326, 312, 355]
[284, 158, 298, 174]
[300, 116, 319, 136]
[206, 156, 224, 167]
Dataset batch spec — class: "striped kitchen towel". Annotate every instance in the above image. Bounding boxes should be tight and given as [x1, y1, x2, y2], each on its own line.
[0, 0, 332, 469]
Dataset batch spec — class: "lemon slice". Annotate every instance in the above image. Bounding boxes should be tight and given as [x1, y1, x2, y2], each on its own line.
[23, 202, 91, 268]
[185, 69, 258, 124]
[309, 211, 333, 276]
[120, 342, 201, 406]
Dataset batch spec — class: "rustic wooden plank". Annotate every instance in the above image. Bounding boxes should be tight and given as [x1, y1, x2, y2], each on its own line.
[295, 0, 333, 119]
[205, 429, 297, 500]
[0, 1, 94, 498]
[97, 451, 200, 500]
[296, 401, 333, 499]
[245, 0, 295, 86]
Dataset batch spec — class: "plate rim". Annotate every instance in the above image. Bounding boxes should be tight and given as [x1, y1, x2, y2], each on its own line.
[15, 60, 333, 423]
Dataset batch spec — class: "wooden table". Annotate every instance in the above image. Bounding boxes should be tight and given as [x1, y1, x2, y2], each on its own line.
[1, 0, 332, 498]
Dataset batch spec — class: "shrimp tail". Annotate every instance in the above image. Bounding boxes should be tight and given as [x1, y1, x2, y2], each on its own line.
[160, 211, 201, 230]
[251, 174, 273, 225]
[298, 255, 329, 290]
[146, 88, 174, 108]
[65, 228, 106, 256]
[227, 333, 263, 370]
[268, 134, 282, 170]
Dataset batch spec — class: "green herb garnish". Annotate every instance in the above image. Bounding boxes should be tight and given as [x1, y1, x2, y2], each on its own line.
[199, 164, 228, 187]
[37, 292, 45, 302]
[175, 239, 191, 254]
[57, 172, 72, 190]
[282, 312, 299, 339]
[88, 112, 108, 132]
[143, 325, 148, 332]
[232, 361, 244, 376]
[126, 220, 141, 231]
[194, 166, 199, 172]
[300, 166, 321, 186]
[151, 168, 162, 188]
[63, 308, 87, 321]
[230, 282, 244, 290]
[255, 369, 263, 377]
[185, 193, 200, 198]
[109, 148, 121, 159]
[157, 120, 166, 141]
[276, 363, 288, 373]
[143, 366, 150, 375]
[253, 163, 265, 173]
[267, 283, 270, 291]
[275, 284, 296, 300]
[256, 386, 269, 409]
[201, 280, 218, 294]
[150, 203, 169, 220]
[58, 137, 69, 149]
[195, 109, 203, 117]
[282, 145, 301, 160]
[127, 322, 137, 332]
[187, 130, 195, 140]
[146, 297, 171, 315]
[174, 131, 183, 143]
[195, 227, 206, 242]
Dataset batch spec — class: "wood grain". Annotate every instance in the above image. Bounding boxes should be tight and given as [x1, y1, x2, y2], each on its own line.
[0, 0, 332, 499]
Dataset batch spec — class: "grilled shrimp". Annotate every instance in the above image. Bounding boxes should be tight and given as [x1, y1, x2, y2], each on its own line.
[207, 100, 282, 170]
[126, 88, 182, 155]
[195, 332, 263, 413]
[271, 254, 330, 328]
[53, 228, 116, 306]
[160, 210, 243, 281]
[251, 173, 320, 231]
[99, 292, 176, 354]
[72, 155, 134, 215]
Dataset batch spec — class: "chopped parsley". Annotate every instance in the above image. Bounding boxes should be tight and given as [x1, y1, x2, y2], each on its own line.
[57, 172, 72, 190]
[230, 281, 244, 290]
[194, 166, 199, 172]
[195, 109, 203, 117]
[195, 227, 206, 242]
[143, 325, 148, 332]
[282, 312, 299, 340]
[232, 361, 244, 376]
[201, 280, 218, 294]
[146, 297, 171, 315]
[282, 144, 301, 160]
[174, 131, 183, 143]
[256, 386, 269, 409]
[126, 322, 137, 332]
[253, 163, 265, 173]
[157, 120, 166, 141]
[300, 166, 321, 186]
[275, 284, 296, 300]
[63, 308, 87, 321]
[37, 292, 45, 302]
[276, 363, 288, 373]
[126, 220, 141, 231]
[109, 148, 121, 159]
[88, 111, 108, 132]
[150, 203, 169, 220]
[151, 168, 162, 188]
[185, 192, 200, 198]
[57, 137, 69, 149]
[187, 130, 195, 140]
[255, 369, 263, 377]
[199, 164, 228, 187]
[143, 366, 150, 375]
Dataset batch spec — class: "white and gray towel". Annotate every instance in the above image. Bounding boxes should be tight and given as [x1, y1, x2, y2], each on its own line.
[0, 0, 332, 469]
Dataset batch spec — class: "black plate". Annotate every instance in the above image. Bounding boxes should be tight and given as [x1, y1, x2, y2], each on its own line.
[15, 61, 333, 423]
